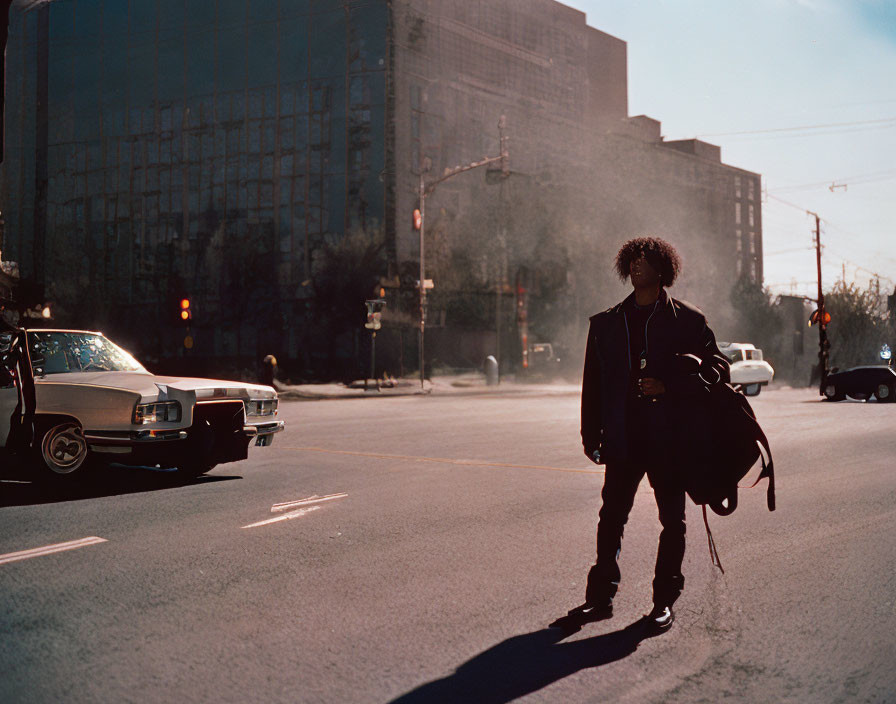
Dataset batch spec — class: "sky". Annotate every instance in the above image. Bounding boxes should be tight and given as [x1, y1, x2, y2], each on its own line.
[564, 0, 896, 300]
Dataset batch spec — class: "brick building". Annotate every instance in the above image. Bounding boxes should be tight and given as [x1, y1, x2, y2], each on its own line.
[1, 0, 761, 378]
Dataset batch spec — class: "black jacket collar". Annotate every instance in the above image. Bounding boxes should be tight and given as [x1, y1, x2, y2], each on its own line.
[612, 288, 676, 318]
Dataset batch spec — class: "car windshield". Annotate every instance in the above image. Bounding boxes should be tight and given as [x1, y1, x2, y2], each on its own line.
[27, 331, 147, 375]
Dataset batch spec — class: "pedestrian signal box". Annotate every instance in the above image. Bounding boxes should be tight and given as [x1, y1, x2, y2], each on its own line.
[365, 299, 386, 330]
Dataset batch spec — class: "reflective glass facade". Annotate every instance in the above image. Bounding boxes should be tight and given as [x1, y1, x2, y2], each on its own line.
[2, 0, 387, 370]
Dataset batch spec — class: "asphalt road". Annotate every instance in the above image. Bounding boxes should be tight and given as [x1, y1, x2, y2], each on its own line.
[1, 387, 894, 703]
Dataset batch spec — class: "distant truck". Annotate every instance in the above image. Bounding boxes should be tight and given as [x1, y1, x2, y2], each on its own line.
[718, 342, 775, 396]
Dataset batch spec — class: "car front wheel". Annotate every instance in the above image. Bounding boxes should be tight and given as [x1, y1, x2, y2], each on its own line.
[36, 421, 91, 480]
[743, 383, 761, 397]
[824, 384, 844, 402]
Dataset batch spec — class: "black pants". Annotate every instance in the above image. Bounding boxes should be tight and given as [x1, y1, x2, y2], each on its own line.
[589, 459, 686, 608]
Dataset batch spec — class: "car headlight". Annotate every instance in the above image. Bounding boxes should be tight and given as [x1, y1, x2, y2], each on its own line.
[133, 401, 182, 424]
[245, 398, 279, 417]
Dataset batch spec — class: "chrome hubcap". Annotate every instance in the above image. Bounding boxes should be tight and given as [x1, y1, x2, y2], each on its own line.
[878, 384, 890, 399]
[41, 424, 88, 474]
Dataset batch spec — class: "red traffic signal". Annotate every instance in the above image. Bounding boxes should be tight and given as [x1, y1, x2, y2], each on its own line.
[412, 209, 422, 231]
[179, 298, 192, 322]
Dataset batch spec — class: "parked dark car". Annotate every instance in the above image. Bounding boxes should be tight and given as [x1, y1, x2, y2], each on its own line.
[823, 365, 896, 402]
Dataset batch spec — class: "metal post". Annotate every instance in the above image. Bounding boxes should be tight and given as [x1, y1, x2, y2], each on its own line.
[371, 330, 378, 391]
[418, 169, 426, 390]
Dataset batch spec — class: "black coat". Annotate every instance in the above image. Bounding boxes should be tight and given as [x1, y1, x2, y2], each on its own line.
[581, 289, 729, 466]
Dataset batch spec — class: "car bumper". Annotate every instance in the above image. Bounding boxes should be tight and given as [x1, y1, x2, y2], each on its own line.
[242, 420, 285, 446]
[83, 418, 285, 461]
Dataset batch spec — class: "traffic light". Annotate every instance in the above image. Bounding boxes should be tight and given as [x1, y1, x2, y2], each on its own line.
[179, 297, 192, 323]
[808, 309, 831, 326]
[412, 209, 422, 231]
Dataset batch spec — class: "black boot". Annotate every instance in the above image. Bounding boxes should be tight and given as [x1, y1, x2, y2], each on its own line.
[585, 563, 617, 611]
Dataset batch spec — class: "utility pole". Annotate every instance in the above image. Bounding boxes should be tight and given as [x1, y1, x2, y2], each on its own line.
[415, 116, 509, 391]
[811, 212, 830, 396]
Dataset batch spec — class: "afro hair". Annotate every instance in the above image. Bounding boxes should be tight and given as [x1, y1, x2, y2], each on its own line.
[614, 237, 682, 287]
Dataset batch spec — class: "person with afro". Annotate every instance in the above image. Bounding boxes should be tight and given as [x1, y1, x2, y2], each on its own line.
[578, 236, 729, 633]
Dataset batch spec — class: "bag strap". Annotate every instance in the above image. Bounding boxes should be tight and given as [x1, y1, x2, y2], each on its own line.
[747, 417, 776, 512]
[702, 504, 725, 573]
[738, 401, 777, 512]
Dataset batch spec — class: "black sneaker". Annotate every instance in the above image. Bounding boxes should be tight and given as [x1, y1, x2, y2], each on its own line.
[549, 602, 613, 632]
[644, 605, 674, 634]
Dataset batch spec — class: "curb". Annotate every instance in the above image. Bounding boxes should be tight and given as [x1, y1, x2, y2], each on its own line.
[277, 380, 581, 401]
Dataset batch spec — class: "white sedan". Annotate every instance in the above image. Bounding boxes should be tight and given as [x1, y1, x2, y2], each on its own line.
[0, 328, 283, 482]
[718, 342, 775, 397]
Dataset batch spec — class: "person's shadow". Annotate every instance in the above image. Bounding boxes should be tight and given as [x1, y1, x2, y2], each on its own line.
[389, 617, 658, 703]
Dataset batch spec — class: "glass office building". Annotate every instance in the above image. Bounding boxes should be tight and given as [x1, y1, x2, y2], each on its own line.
[2, 0, 387, 370]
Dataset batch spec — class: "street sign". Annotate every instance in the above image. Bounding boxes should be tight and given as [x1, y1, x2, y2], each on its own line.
[415, 279, 434, 290]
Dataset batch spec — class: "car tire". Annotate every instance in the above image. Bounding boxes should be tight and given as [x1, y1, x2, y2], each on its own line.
[823, 384, 844, 402]
[34, 421, 92, 481]
[875, 382, 895, 403]
[743, 383, 761, 397]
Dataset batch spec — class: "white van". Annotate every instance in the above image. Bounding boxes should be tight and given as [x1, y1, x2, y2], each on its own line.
[717, 342, 775, 396]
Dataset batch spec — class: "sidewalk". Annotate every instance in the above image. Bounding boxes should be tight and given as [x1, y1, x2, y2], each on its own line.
[276, 372, 581, 401]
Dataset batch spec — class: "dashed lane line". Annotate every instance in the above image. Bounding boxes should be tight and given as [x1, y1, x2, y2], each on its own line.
[271, 493, 349, 513]
[281, 446, 604, 475]
[0, 537, 107, 566]
[242, 493, 349, 528]
[241, 505, 322, 529]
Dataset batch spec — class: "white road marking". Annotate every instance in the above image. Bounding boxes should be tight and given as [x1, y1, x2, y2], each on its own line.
[282, 446, 605, 475]
[270, 493, 348, 513]
[241, 505, 322, 529]
[0, 536, 107, 566]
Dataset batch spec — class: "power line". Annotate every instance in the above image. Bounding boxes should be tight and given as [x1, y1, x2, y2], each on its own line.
[696, 116, 896, 138]
[713, 123, 896, 142]
[769, 168, 896, 194]
[766, 193, 812, 212]
[763, 195, 895, 286]
[764, 246, 814, 256]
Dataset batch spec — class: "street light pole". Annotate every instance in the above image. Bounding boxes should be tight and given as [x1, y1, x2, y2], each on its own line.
[415, 116, 509, 392]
